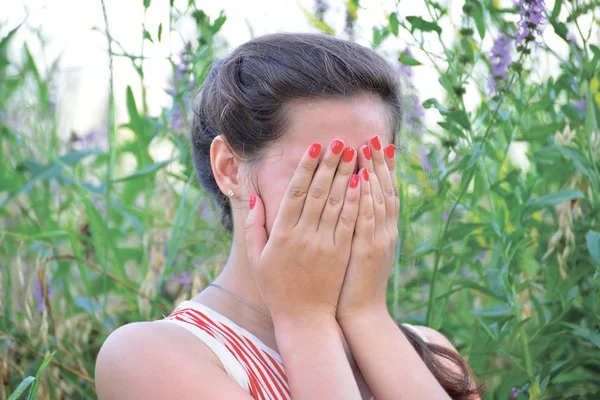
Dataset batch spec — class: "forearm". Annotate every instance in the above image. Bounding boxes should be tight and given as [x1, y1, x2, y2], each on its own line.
[339, 310, 450, 400]
[273, 313, 361, 400]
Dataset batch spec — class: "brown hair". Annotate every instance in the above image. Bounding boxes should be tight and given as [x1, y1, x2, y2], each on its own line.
[190, 32, 483, 399]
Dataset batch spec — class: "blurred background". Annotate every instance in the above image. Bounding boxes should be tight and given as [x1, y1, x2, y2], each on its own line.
[1, 0, 599, 399]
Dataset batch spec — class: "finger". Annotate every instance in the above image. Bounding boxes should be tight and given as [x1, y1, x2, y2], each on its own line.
[245, 193, 267, 266]
[359, 144, 385, 235]
[298, 139, 346, 229]
[272, 142, 321, 231]
[384, 144, 400, 229]
[319, 147, 357, 233]
[353, 168, 374, 241]
[334, 172, 361, 247]
[370, 135, 396, 228]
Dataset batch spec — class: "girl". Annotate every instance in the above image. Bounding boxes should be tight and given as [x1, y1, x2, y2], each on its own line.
[96, 33, 482, 400]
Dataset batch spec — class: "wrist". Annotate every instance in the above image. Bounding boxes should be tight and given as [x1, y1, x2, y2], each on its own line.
[337, 305, 390, 329]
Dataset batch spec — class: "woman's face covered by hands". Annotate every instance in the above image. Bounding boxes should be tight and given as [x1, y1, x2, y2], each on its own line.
[250, 93, 392, 237]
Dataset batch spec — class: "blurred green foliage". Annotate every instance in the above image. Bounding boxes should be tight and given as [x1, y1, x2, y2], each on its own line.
[1, 0, 599, 399]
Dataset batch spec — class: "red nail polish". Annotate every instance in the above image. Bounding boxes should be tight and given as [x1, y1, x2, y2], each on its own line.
[249, 193, 256, 210]
[370, 135, 382, 151]
[350, 174, 359, 188]
[343, 147, 355, 162]
[362, 146, 371, 161]
[361, 169, 369, 181]
[385, 144, 395, 158]
[309, 143, 321, 158]
[330, 139, 344, 155]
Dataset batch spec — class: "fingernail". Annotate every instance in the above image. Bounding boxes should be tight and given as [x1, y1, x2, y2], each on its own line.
[309, 143, 321, 158]
[249, 193, 256, 210]
[330, 139, 344, 155]
[370, 135, 381, 151]
[350, 174, 359, 188]
[343, 147, 356, 162]
[362, 146, 371, 161]
[385, 144, 395, 159]
[361, 168, 369, 181]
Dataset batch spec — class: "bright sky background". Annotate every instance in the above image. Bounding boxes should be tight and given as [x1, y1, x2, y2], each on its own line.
[3, 0, 583, 153]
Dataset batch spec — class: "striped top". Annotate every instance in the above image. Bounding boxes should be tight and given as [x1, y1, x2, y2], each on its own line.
[163, 300, 427, 400]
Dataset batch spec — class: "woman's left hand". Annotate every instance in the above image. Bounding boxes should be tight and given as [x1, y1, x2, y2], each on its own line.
[336, 135, 399, 321]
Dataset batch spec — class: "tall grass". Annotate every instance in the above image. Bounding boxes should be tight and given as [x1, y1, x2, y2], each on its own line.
[1, 1, 599, 399]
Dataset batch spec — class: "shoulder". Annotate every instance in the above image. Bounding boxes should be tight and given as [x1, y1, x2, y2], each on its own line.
[95, 321, 247, 400]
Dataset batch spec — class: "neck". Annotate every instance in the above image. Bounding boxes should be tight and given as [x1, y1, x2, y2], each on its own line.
[192, 226, 277, 350]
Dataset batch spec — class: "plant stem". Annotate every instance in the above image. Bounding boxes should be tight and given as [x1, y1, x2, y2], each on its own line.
[426, 70, 519, 326]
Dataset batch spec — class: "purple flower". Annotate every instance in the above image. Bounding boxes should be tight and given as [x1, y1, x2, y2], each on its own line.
[573, 98, 587, 112]
[419, 148, 433, 172]
[169, 271, 192, 290]
[488, 34, 513, 96]
[397, 49, 424, 135]
[512, 387, 520, 398]
[32, 277, 54, 312]
[515, 0, 546, 51]
[314, 0, 329, 20]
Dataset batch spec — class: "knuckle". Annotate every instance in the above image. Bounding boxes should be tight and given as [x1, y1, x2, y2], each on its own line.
[339, 213, 355, 229]
[300, 162, 315, 173]
[365, 209, 375, 220]
[384, 186, 396, 198]
[374, 192, 385, 206]
[288, 186, 307, 199]
[326, 194, 342, 208]
[310, 186, 328, 200]
[323, 157, 339, 169]
[393, 187, 399, 197]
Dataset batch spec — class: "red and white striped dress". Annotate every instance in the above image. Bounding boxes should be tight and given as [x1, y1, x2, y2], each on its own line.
[164, 301, 291, 399]
[163, 300, 427, 399]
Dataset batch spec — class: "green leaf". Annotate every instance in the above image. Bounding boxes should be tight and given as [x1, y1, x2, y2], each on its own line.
[587, 230, 600, 265]
[301, 7, 335, 35]
[561, 322, 600, 348]
[8, 377, 35, 400]
[157, 23, 162, 42]
[471, 305, 513, 318]
[28, 351, 56, 400]
[58, 149, 103, 165]
[406, 16, 442, 34]
[523, 189, 584, 218]
[399, 53, 422, 66]
[211, 12, 227, 35]
[143, 0, 151, 8]
[114, 159, 174, 182]
[551, 0, 563, 19]
[389, 12, 399, 36]
[472, 0, 485, 39]
[143, 29, 153, 43]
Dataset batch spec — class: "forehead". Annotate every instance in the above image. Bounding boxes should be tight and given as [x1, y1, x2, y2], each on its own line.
[267, 94, 392, 165]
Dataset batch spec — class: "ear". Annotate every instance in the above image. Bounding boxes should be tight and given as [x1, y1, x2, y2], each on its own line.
[210, 135, 240, 197]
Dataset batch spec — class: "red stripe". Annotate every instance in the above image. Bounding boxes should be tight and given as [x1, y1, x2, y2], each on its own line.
[176, 311, 265, 399]
[187, 310, 268, 399]
[188, 309, 278, 399]
[244, 338, 290, 398]
[238, 332, 289, 398]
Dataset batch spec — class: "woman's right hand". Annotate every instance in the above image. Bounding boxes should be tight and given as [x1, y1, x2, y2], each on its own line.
[244, 140, 362, 322]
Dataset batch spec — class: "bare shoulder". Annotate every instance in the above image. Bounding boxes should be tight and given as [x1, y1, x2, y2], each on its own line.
[95, 321, 252, 400]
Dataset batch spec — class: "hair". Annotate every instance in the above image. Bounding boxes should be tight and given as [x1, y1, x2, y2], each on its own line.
[190, 32, 483, 399]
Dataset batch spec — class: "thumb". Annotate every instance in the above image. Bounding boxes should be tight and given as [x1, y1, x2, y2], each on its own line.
[245, 193, 267, 267]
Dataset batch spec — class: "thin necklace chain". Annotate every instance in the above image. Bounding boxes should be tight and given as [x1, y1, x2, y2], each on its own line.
[208, 283, 272, 318]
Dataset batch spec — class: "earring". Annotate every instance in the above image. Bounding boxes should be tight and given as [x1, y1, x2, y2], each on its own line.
[228, 189, 235, 197]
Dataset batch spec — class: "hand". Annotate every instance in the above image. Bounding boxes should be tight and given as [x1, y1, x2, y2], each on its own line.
[337, 135, 399, 321]
[244, 140, 362, 321]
